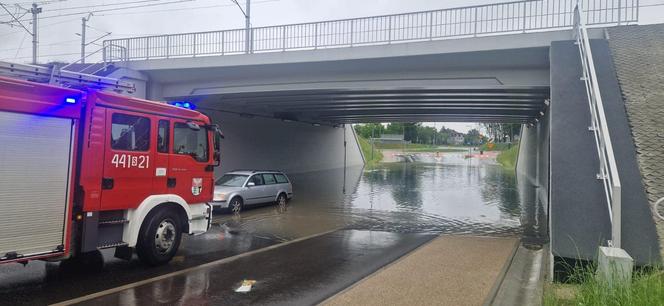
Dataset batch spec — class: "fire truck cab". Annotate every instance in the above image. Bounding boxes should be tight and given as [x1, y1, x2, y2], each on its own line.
[0, 63, 220, 266]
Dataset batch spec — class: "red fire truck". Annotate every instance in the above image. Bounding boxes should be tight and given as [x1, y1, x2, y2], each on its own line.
[0, 62, 221, 266]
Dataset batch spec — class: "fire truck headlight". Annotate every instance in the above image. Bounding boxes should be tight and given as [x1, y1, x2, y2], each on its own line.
[213, 193, 226, 201]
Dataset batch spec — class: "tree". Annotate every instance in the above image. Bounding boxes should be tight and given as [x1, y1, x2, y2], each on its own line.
[481, 123, 521, 143]
[354, 123, 384, 139]
[383, 123, 418, 142]
[464, 129, 482, 146]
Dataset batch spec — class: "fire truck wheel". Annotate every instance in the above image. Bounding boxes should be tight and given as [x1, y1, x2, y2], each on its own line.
[136, 208, 182, 266]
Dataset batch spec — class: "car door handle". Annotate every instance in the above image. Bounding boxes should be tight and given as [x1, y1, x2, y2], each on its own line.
[167, 177, 177, 188]
[102, 178, 114, 190]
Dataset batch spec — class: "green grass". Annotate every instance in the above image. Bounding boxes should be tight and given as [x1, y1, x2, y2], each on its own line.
[496, 144, 519, 170]
[357, 136, 383, 167]
[373, 142, 435, 150]
[480, 142, 513, 151]
[373, 142, 468, 152]
[544, 266, 664, 306]
[405, 147, 469, 153]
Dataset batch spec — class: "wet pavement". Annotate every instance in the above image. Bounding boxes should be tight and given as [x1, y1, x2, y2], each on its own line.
[0, 152, 546, 305]
[73, 230, 436, 306]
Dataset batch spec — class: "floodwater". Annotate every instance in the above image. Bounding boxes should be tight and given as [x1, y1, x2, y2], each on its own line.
[217, 151, 546, 243]
[0, 151, 547, 305]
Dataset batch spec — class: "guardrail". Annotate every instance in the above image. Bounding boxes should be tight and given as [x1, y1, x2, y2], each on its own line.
[573, 0, 623, 248]
[103, 0, 638, 62]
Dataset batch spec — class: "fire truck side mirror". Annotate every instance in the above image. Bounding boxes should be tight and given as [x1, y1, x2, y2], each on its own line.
[213, 129, 222, 167]
[213, 151, 221, 167]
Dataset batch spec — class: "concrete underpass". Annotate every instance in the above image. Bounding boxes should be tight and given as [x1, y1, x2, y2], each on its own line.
[2, 4, 663, 305]
[107, 23, 661, 265]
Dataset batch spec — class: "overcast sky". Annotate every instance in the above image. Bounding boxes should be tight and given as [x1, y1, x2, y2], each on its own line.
[1, 0, 662, 132]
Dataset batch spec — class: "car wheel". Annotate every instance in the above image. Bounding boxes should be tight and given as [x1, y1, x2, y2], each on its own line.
[136, 208, 182, 266]
[229, 197, 243, 214]
[277, 193, 287, 206]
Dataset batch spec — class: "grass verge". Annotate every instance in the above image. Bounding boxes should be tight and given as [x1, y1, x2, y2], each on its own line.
[544, 266, 664, 306]
[374, 142, 468, 152]
[496, 144, 519, 170]
[357, 136, 383, 167]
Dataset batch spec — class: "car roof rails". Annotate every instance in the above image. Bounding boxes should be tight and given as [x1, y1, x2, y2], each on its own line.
[230, 169, 282, 173]
[0, 61, 135, 94]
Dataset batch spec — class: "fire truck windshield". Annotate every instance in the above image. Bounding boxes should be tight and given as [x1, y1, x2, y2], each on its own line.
[173, 122, 209, 162]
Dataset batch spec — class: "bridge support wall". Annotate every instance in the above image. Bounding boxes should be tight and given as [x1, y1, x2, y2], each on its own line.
[205, 110, 364, 176]
[517, 110, 550, 247]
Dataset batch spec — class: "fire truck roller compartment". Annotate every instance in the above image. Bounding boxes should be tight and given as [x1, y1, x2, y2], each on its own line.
[0, 75, 219, 266]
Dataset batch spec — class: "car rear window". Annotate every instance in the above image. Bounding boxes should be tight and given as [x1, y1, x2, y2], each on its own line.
[262, 174, 277, 185]
[275, 174, 289, 184]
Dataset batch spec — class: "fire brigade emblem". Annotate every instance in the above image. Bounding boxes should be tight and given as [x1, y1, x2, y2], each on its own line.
[192, 178, 203, 196]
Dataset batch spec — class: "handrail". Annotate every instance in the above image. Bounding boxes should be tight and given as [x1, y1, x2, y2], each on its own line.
[103, 0, 638, 62]
[573, 0, 623, 248]
[655, 198, 664, 221]
[60, 47, 108, 74]
[0, 60, 135, 93]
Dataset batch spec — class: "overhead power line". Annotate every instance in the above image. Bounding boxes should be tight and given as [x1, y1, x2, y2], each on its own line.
[95, 0, 277, 17]
[0, 38, 77, 52]
[3, 0, 67, 6]
[0, 0, 164, 17]
[1, 51, 79, 60]
[33, 0, 164, 12]
[0, 16, 78, 38]
[12, 0, 196, 21]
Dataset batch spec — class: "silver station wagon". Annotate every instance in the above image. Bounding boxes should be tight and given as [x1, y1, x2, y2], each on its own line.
[210, 170, 293, 213]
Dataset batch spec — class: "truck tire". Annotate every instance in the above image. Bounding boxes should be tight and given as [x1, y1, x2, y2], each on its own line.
[136, 208, 182, 266]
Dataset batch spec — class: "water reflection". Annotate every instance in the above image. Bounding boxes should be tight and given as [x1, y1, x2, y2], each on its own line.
[347, 161, 521, 235]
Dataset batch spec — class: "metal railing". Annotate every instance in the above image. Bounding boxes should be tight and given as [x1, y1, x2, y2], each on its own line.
[103, 0, 638, 62]
[574, 0, 622, 248]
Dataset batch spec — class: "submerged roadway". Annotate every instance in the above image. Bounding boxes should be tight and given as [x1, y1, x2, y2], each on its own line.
[0, 153, 545, 305]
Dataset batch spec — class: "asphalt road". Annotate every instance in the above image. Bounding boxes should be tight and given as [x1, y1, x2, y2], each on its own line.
[0, 222, 280, 305]
[71, 230, 436, 306]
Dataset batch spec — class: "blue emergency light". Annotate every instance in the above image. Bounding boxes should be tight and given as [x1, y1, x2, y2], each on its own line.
[64, 97, 77, 104]
[170, 101, 196, 110]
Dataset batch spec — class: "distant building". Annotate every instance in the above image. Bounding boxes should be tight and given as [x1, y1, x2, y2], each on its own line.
[450, 132, 465, 145]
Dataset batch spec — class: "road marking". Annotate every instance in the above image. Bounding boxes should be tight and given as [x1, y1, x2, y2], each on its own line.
[51, 228, 341, 306]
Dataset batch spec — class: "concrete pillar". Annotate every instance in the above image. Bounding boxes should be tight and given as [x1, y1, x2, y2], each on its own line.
[597, 246, 633, 287]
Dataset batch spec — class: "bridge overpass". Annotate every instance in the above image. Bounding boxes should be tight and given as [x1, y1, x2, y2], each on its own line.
[96, 0, 661, 268]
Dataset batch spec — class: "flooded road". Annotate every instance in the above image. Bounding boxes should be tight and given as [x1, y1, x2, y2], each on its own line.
[220, 152, 530, 241]
[0, 152, 546, 305]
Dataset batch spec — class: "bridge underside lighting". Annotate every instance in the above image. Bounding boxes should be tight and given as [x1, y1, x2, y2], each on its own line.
[64, 97, 77, 104]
